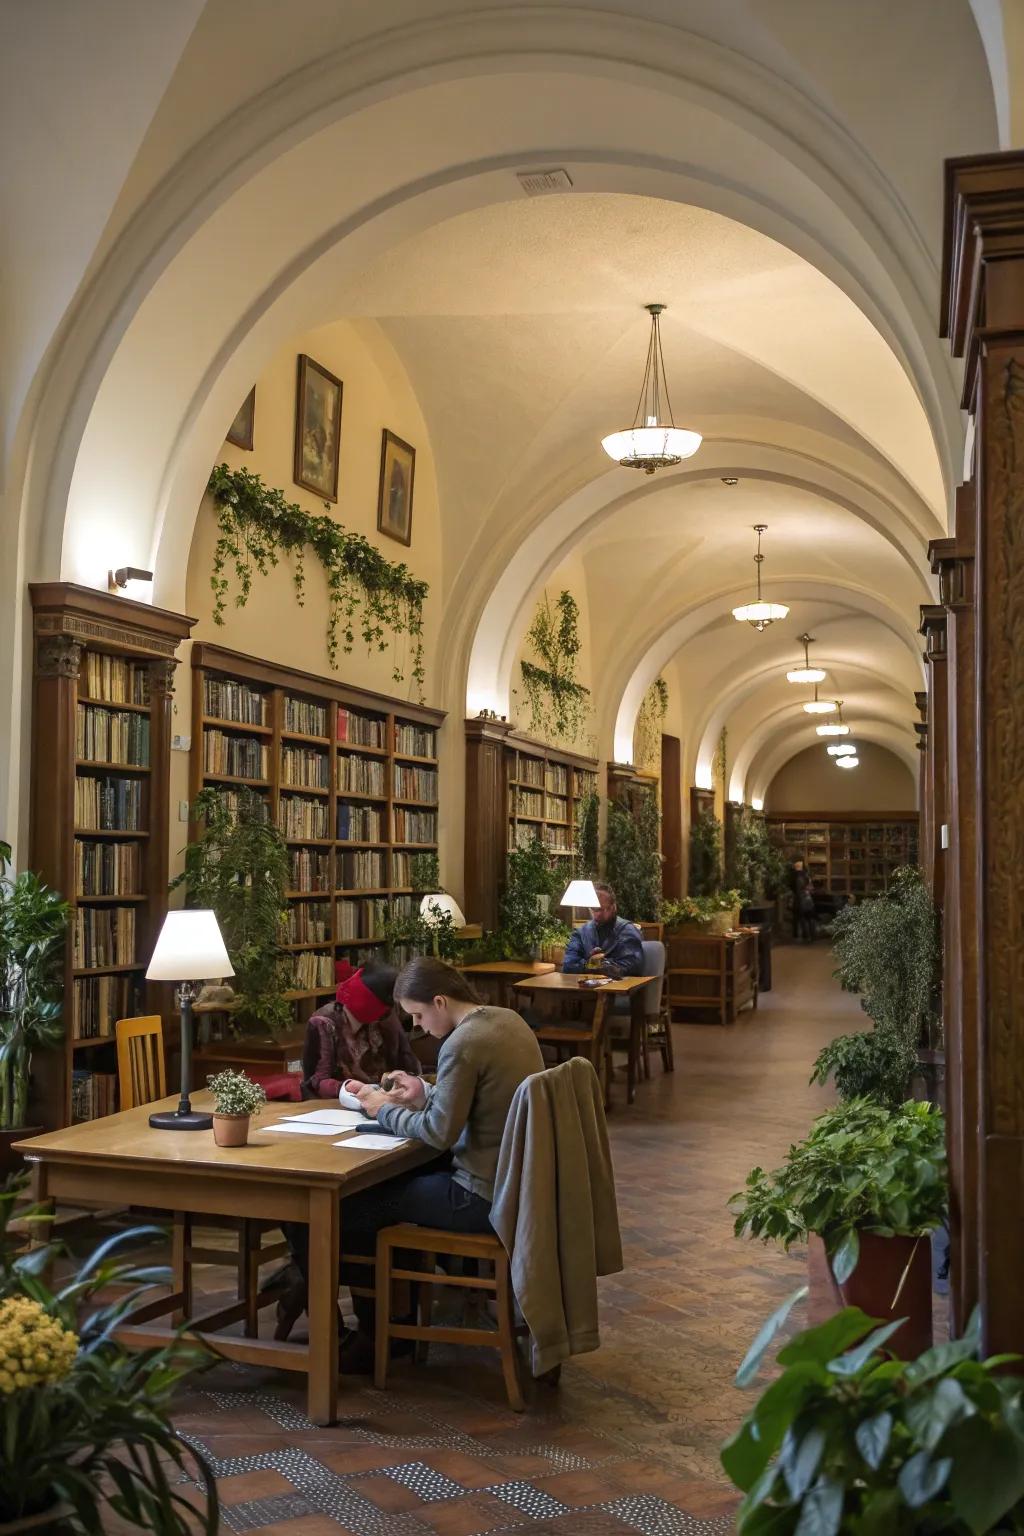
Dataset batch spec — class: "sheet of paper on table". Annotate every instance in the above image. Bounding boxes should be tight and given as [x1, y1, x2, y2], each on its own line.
[255, 1121, 343, 1137]
[334, 1134, 411, 1151]
[282, 1109, 365, 1128]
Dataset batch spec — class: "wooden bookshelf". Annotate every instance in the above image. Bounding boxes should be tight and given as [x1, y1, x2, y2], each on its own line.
[766, 811, 919, 896]
[190, 644, 445, 1019]
[28, 582, 195, 1128]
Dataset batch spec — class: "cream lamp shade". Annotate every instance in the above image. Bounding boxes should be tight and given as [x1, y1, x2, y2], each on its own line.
[419, 893, 466, 928]
[146, 910, 233, 982]
[561, 879, 600, 908]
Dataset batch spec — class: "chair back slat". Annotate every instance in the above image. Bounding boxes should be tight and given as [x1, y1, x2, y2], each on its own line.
[115, 1015, 166, 1110]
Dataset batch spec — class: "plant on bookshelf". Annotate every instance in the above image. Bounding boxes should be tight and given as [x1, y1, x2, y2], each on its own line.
[409, 851, 441, 893]
[207, 464, 428, 694]
[573, 789, 600, 879]
[518, 591, 590, 745]
[0, 842, 69, 1135]
[171, 788, 291, 1037]
[603, 795, 661, 923]
[633, 675, 669, 771]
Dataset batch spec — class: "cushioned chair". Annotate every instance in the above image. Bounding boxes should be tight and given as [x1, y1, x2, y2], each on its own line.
[606, 940, 670, 1102]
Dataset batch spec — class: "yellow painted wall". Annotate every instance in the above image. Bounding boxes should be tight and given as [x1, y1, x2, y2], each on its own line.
[509, 550, 596, 756]
[764, 741, 916, 813]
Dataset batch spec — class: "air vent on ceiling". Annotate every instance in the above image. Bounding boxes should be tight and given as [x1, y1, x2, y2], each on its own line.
[516, 167, 574, 196]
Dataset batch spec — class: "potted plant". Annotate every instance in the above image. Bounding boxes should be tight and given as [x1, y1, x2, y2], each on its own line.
[0, 841, 69, 1171]
[688, 810, 723, 895]
[730, 1098, 946, 1357]
[207, 1067, 266, 1146]
[603, 796, 661, 923]
[723, 1293, 1024, 1534]
[0, 1175, 218, 1533]
[661, 889, 743, 937]
[810, 1027, 918, 1111]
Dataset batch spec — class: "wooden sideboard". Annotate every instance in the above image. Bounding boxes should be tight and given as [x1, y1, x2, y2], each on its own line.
[666, 931, 757, 1024]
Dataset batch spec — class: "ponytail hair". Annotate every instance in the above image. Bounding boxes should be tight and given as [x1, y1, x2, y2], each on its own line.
[394, 956, 480, 1006]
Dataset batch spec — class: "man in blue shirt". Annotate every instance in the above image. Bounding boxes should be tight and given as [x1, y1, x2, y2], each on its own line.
[562, 883, 644, 977]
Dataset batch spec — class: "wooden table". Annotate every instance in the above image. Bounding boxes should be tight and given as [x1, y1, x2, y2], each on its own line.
[459, 959, 554, 1009]
[512, 971, 652, 1105]
[16, 1095, 434, 1425]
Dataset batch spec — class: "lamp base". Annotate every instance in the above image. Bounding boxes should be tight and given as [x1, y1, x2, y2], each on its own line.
[149, 1107, 213, 1132]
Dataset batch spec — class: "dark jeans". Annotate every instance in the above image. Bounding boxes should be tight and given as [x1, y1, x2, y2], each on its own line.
[794, 908, 816, 942]
[285, 1161, 493, 1333]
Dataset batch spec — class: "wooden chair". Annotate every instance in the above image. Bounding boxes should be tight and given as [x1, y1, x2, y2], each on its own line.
[607, 941, 668, 1102]
[374, 1225, 526, 1410]
[533, 993, 611, 1109]
[113, 1014, 288, 1334]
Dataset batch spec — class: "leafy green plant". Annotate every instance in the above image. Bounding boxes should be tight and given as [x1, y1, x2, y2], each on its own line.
[171, 787, 291, 1037]
[723, 1293, 1024, 1535]
[0, 1176, 218, 1532]
[207, 1068, 267, 1118]
[831, 865, 942, 1052]
[408, 851, 441, 893]
[573, 789, 600, 881]
[633, 676, 669, 770]
[380, 900, 461, 964]
[518, 591, 590, 744]
[660, 889, 742, 928]
[689, 811, 723, 896]
[603, 795, 661, 922]
[811, 1029, 917, 1111]
[0, 841, 69, 1130]
[207, 463, 428, 693]
[730, 814, 779, 901]
[731, 1098, 947, 1285]
[497, 839, 567, 958]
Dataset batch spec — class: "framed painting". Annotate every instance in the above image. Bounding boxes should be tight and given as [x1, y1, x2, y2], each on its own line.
[226, 386, 255, 450]
[294, 354, 343, 502]
[377, 428, 415, 547]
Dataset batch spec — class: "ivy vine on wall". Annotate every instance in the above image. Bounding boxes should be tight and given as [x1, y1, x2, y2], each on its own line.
[518, 590, 591, 744]
[634, 675, 669, 769]
[207, 464, 428, 696]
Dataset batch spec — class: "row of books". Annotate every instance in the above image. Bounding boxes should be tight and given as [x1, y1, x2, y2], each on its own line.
[573, 770, 597, 796]
[337, 804, 383, 842]
[517, 757, 545, 788]
[204, 730, 269, 779]
[284, 696, 328, 736]
[289, 848, 330, 892]
[543, 825, 572, 852]
[71, 1070, 118, 1121]
[545, 764, 569, 794]
[279, 796, 329, 840]
[393, 808, 436, 844]
[75, 776, 143, 831]
[213, 788, 269, 822]
[394, 764, 437, 802]
[511, 823, 540, 850]
[293, 951, 334, 990]
[282, 746, 329, 788]
[281, 902, 331, 944]
[83, 655, 149, 706]
[337, 708, 387, 747]
[339, 850, 386, 888]
[515, 789, 544, 818]
[545, 795, 568, 821]
[395, 723, 436, 758]
[336, 897, 389, 940]
[72, 906, 136, 969]
[203, 676, 267, 725]
[76, 705, 150, 766]
[337, 754, 386, 795]
[75, 839, 141, 897]
[72, 974, 136, 1039]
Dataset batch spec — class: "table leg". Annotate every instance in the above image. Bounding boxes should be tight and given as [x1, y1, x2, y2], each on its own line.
[172, 1213, 191, 1324]
[628, 992, 645, 1105]
[590, 995, 612, 1112]
[307, 1185, 340, 1426]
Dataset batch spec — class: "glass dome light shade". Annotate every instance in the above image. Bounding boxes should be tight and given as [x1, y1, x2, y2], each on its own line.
[731, 601, 790, 625]
[836, 755, 860, 769]
[601, 424, 702, 473]
[787, 666, 826, 684]
[816, 721, 850, 737]
[803, 698, 837, 714]
[827, 743, 856, 757]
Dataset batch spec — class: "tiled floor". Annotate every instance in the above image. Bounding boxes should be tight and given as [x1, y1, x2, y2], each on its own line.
[172, 942, 860, 1533]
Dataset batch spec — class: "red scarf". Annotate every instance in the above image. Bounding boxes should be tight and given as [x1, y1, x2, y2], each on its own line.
[335, 960, 389, 1025]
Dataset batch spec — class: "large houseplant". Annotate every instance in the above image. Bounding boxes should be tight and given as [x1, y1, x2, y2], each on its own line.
[171, 787, 291, 1037]
[603, 796, 661, 923]
[731, 1098, 946, 1357]
[688, 811, 723, 895]
[0, 1176, 218, 1533]
[0, 841, 69, 1159]
[723, 1295, 1024, 1535]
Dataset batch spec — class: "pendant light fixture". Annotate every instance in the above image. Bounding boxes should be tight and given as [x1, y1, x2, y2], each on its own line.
[731, 525, 790, 631]
[802, 684, 837, 715]
[787, 633, 826, 685]
[816, 700, 850, 737]
[827, 743, 856, 757]
[836, 755, 860, 769]
[601, 304, 702, 473]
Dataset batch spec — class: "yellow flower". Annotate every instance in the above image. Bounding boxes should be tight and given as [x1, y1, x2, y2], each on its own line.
[0, 1297, 79, 1394]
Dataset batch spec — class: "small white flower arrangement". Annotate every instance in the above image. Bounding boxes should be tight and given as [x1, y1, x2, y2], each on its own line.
[207, 1070, 267, 1144]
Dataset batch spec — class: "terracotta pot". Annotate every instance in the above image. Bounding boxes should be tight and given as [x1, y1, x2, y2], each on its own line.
[212, 1112, 250, 1147]
[0, 1502, 76, 1533]
[0, 1127, 43, 1180]
[807, 1230, 933, 1359]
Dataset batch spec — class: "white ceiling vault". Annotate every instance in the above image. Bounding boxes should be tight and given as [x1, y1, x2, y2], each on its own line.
[0, 0, 1001, 846]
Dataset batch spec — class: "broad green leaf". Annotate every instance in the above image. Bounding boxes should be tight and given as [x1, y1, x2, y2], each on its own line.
[904, 1333, 981, 1387]
[793, 1476, 843, 1536]
[904, 1377, 972, 1452]
[722, 1421, 767, 1493]
[782, 1427, 825, 1502]
[828, 1318, 905, 1376]
[830, 1228, 860, 1286]
[855, 1410, 893, 1471]
[736, 1286, 809, 1387]
[739, 1461, 782, 1523]
[946, 1415, 1024, 1534]
[897, 1449, 953, 1508]
[856, 1487, 904, 1535]
[778, 1307, 880, 1369]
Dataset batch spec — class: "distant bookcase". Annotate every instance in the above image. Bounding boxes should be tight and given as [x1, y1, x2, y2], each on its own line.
[191, 644, 445, 1020]
[28, 583, 194, 1128]
[766, 812, 920, 896]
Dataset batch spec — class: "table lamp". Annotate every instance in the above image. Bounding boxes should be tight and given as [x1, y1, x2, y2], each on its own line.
[419, 893, 466, 955]
[560, 879, 600, 911]
[146, 909, 234, 1131]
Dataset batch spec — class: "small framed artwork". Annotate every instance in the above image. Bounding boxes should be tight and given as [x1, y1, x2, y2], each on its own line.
[226, 386, 256, 450]
[294, 354, 343, 502]
[377, 428, 415, 546]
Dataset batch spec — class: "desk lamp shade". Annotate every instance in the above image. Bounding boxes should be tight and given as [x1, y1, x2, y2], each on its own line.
[146, 909, 233, 981]
[561, 879, 600, 908]
[419, 893, 466, 928]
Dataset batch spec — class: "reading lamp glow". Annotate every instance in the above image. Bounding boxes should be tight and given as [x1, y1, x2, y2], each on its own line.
[146, 910, 233, 1131]
[561, 880, 600, 909]
[419, 893, 466, 928]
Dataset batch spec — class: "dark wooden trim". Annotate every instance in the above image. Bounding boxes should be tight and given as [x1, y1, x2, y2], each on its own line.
[30, 583, 196, 655]
[661, 734, 683, 901]
[764, 810, 919, 824]
[191, 642, 445, 725]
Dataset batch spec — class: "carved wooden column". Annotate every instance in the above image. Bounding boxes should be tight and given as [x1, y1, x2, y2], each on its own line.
[464, 717, 514, 931]
[942, 150, 1024, 1354]
[913, 690, 929, 862]
[930, 490, 978, 1332]
[919, 606, 948, 907]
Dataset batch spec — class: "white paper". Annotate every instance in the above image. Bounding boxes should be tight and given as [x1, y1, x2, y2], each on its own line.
[256, 1121, 342, 1137]
[282, 1109, 365, 1128]
[333, 1134, 410, 1151]
[337, 1087, 364, 1111]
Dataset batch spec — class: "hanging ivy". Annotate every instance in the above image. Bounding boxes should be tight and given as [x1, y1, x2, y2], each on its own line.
[634, 676, 669, 769]
[207, 464, 428, 696]
[518, 590, 590, 744]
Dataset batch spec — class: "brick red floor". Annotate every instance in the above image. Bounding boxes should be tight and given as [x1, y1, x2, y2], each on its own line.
[171, 942, 860, 1532]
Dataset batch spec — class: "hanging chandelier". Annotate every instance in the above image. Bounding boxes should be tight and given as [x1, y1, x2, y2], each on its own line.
[802, 684, 836, 715]
[827, 743, 856, 757]
[601, 304, 702, 473]
[787, 633, 826, 685]
[816, 701, 850, 737]
[836, 754, 860, 769]
[732, 524, 789, 630]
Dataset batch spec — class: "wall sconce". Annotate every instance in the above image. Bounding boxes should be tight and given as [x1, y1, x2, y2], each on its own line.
[108, 567, 153, 594]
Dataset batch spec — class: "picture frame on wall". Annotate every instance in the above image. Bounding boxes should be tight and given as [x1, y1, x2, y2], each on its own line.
[226, 386, 256, 450]
[377, 428, 415, 546]
[294, 354, 343, 502]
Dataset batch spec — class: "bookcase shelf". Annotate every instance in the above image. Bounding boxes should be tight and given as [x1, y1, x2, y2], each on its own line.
[766, 811, 920, 896]
[191, 642, 446, 1025]
[29, 581, 195, 1128]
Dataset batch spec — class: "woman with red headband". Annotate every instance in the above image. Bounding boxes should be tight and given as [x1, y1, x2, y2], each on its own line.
[302, 959, 420, 1098]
